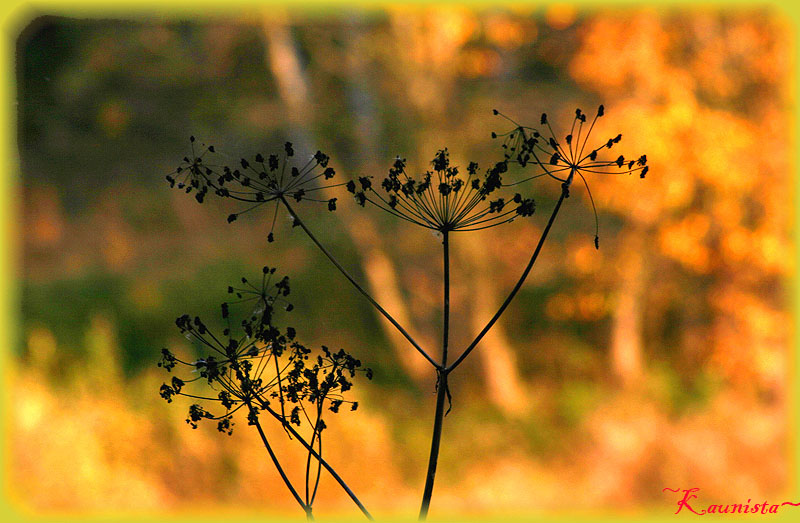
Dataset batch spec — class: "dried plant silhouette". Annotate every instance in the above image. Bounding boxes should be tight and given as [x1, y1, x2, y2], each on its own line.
[158, 106, 647, 519]
[158, 266, 373, 520]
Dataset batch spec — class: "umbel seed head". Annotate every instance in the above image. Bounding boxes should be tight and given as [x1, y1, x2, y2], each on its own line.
[165, 140, 343, 242]
[492, 105, 648, 248]
[348, 148, 537, 233]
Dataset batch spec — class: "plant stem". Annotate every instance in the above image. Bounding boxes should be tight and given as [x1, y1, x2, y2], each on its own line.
[447, 183, 569, 372]
[309, 430, 323, 506]
[442, 231, 450, 371]
[305, 405, 323, 506]
[245, 401, 309, 515]
[263, 404, 375, 520]
[418, 370, 448, 520]
[418, 231, 450, 520]
[280, 196, 440, 370]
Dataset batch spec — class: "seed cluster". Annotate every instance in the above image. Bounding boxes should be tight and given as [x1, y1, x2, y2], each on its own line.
[166, 140, 342, 242]
[492, 106, 648, 247]
[346, 149, 536, 233]
[158, 266, 371, 436]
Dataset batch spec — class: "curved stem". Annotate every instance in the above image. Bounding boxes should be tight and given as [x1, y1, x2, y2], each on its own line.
[245, 401, 309, 514]
[280, 196, 440, 370]
[309, 429, 323, 506]
[274, 355, 291, 438]
[447, 183, 569, 372]
[263, 404, 375, 520]
[305, 404, 323, 506]
[418, 231, 450, 520]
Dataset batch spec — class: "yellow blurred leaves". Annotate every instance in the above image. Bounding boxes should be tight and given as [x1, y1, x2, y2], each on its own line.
[388, 6, 477, 68]
[657, 213, 711, 274]
[386, 6, 540, 93]
[85, 314, 122, 384]
[570, 11, 672, 95]
[710, 286, 788, 388]
[690, 14, 791, 100]
[24, 326, 57, 377]
[566, 8, 791, 402]
[458, 48, 501, 78]
[485, 13, 532, 49]
[692, 111, 758, 193]
[545, 4, 576, 30]
[11, 320, 411, 514]
[571, 242, 603, 276]
[570, 10, 790, 102]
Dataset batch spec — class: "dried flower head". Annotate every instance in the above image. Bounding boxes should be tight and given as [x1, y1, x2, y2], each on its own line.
[166, 140, 343, 242]
[158, 267, 372, 436]
[226, 265, 294, 326]
[492, 106, 648, 248]
[346, 149, 536, 233]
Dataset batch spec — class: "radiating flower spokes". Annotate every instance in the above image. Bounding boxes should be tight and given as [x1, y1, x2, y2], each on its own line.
[346, 148, 536, 233]
[166, 139, 343, 242]
[226, 266, 294, 325]
[492, 105, 648, 248]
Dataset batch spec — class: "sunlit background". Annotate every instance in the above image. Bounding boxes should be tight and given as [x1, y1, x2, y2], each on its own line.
[10, 4, 794, 519]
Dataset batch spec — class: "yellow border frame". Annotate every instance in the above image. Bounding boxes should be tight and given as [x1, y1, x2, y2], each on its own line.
[0, 2, 796, 522]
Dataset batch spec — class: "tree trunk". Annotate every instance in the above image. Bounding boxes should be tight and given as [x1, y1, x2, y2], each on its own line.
[609, 228, 646, 386]
[460, 234, 528, 415]
[261, 13, 431, 381]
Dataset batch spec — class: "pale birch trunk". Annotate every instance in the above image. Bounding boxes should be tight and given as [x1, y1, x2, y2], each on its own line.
[609, 228, 646, 386]
[261, 13, 432, 381]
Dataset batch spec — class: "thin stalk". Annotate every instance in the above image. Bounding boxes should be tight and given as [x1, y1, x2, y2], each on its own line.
[245, 401, 310, 515]
[447, 182, 570, 372]
[442, 231, 450, 368]
[274, 355, 291, 438]
[418, 371, 448, 520]
[304, 405, 323, 506]
[309, 430, 323, 506]
[263, 404, 375, 520]
[418, 231, 450, 520]
[280, 196, 440, 369]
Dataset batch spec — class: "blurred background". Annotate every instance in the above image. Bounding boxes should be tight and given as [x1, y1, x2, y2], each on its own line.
[11, 4, 793, 519]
